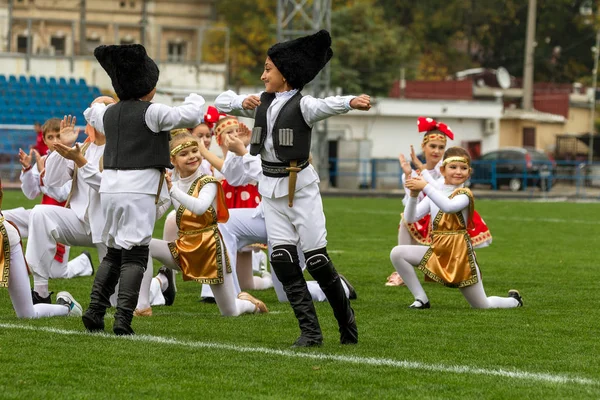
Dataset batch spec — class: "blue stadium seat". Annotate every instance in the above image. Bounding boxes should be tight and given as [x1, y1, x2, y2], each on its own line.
[39, 76, 48, 85]
[78, 78, 87, 86]
[28, 76, 37, 84]
[18, 76, 27, 84]
[49, 77, 57, 86]
[8, 75, 17, 83]
[0, 75, 6, 84]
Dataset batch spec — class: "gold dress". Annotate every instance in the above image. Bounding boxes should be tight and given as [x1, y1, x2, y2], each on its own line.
[0, 215, 11, 288]
[417, 188, 479, 288]
[168, 175, 232, 284]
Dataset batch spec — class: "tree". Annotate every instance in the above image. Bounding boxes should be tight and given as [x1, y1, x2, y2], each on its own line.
[330, 1, 412, 95]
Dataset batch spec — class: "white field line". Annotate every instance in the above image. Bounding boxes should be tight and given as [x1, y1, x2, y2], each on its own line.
[0, 322, 596, 387]
[332, 208, 600, 225]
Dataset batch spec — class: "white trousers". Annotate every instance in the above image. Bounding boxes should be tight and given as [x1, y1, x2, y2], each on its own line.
[4, 221, 69, 318]
[4, 207, 93, 279]
[149, 237, 255, 317]
[100, 193, 156, 250]
[389, 245, 519, 308]
[25, 205, 106, 287]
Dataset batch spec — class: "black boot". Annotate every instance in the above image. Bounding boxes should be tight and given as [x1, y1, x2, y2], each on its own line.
[306, 248, 358, 345]
[83, 247, 121, 332]
[271, 245, 322, 347]
[113, 246, 148, 336]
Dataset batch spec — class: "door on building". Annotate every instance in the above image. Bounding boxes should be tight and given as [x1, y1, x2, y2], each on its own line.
[463, 141, 482, 159]
[523, 127, 536, 147]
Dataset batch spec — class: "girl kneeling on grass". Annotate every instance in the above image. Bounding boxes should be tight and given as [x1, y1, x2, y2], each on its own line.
[149, 132, 268, 316]
[390, 147, 523, 309]
[0, 180, 82, 318]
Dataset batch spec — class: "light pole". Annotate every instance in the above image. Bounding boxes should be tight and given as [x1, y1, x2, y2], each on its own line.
[589, 12, 600, 163]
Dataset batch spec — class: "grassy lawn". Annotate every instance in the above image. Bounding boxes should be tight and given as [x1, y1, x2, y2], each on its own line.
[0, 190, 599, 399]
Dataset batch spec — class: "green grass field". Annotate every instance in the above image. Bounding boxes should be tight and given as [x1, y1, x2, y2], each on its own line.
[0, 190, 599, 399]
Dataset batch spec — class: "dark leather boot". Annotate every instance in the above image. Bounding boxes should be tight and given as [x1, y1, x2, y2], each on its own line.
[83, 247, 121, 332]
[113, 246, 148, 336]
[271, 245, 323, 347]
[306, 249, 358, 345]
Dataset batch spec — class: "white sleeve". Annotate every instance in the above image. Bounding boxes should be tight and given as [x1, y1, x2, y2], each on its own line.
[145, 93, 205, 132]
[300, 95, 355, 126]
[423, 185, 470, 213]
[214, 90, 258, 119]
[78, 162, 103, 192]
[421, 169, 444, 190]
[221, 151, 262, 186]
[84, 103, 109, 134]
[43, 150, 75, 187]
[169, 182, 217, 216]
[404, 196, 431, 223]
[20, 165, 41, 199]
[40, 180, 72, 202]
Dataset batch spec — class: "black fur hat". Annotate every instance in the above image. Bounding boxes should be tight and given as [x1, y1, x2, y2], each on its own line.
[267, 30, 333, 90]
[94, 44, 159, 101]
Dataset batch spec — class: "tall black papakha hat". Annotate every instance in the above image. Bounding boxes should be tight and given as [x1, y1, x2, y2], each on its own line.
[267, 29, 333, 90]
[94, 44, 159, 101]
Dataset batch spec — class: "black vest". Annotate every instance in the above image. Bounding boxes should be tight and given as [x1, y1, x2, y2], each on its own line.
[250, 91, 312, 162]
[102, 100, 171, 170]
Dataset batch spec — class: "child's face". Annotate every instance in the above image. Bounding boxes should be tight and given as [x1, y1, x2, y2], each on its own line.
[217, 125, 239, 146]
[422, 140, 446, 165]
[171, 142, 201, 177]
[261, 57, 287, 93]
[441, 161, 471, 186]
[192, 124, 212, 149]
[43, 129, 61, 151]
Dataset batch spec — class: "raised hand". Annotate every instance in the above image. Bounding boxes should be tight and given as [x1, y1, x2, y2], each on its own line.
[224, 133, 248, 156]
[350, 94, 371, 111]
[36, 152, 46, 173]
[54, 143, 87, 168]
[405, 175, 427, 193]
[18, 148, 33, 169]
[410, 145, 425, 171]
[238, 122, 252, 146]
[165, 170, 173, 191]
[398, 153, 412, 177]
[242, 95, 261, 110]
[60, 115, 80, 147]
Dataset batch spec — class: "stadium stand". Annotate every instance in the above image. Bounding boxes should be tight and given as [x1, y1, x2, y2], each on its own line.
[0, 74, 101, 180]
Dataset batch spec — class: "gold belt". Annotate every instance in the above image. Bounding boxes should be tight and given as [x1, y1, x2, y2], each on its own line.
[178, 225, 217, 236]
[431, 229, 466, 235]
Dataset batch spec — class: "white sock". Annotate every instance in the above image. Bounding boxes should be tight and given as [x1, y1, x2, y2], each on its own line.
[34, 284, 49, 298]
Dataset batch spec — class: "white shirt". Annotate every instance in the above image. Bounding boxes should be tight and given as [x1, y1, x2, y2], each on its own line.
[84, 94, 206, 199]
[401, 162, 443, 206]
[169, 167, 217, 216]
[20, 161, 71, 202]
[43, 142, 105, 242]
[404, 184, 470, 227]
[215, 89, 355, 199]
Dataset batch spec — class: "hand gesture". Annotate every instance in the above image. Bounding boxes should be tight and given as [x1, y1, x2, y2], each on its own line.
[350, 94, 371, 111]
[410, 145, 425, 171]
[165, 170, 173, 191]
[36, 153, 46, 173]
[238, 122, 251, 146]
[18, 148, 34, 169]
[242, 95, 261, 110]
[405, 175, 427, 194]
[224, 133, 248, 156]
[60, 115, 80, 147]
[54, 142, 83, 162]
[398, 153, 412, 177]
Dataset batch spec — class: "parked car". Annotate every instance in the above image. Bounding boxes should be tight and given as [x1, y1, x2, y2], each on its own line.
[470, 147, 555, 191]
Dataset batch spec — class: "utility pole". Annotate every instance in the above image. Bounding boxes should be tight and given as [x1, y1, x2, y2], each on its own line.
[79, 0, 86, 55]
[522, 0, 537, 110]
[589, 2, 600, 163]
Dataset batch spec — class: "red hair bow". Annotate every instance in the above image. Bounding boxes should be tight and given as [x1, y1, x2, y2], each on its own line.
[417, 116, 454, 140]
[203, 106, 222, 130]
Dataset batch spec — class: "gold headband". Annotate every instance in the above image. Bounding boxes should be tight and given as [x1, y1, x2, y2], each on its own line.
[214, 116, 239, 137]
[423, 133, 447, 144]
[442, 156, 470, 167]
[170, 140, 198, 156]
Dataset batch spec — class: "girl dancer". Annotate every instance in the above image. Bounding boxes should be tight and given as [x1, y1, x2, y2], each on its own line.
[390, 147, 523, 309]
[149, 133, 268, 316]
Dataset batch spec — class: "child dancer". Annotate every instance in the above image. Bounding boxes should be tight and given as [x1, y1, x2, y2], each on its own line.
[390, 147, 523, 309]
[4, 117, 93, 303]
[0, 179, 82, 318]
[386, 117, 492, 286]
[83, 44, 205, 335]
[149, 132, 268, 316]
[215, 30, 369, 346]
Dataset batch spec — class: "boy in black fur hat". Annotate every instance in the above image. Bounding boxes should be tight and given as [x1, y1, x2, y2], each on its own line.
[82, 44, 205, 335]
[215, 30, 371, 347]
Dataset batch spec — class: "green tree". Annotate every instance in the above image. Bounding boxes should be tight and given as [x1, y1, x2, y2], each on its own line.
[330, 1, 412, 95]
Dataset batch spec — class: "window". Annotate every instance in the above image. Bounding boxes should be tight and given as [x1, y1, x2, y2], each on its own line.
[17, 35, 29, 53]
[168, 42, 186, 62]
[51, 36, 66, 56]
